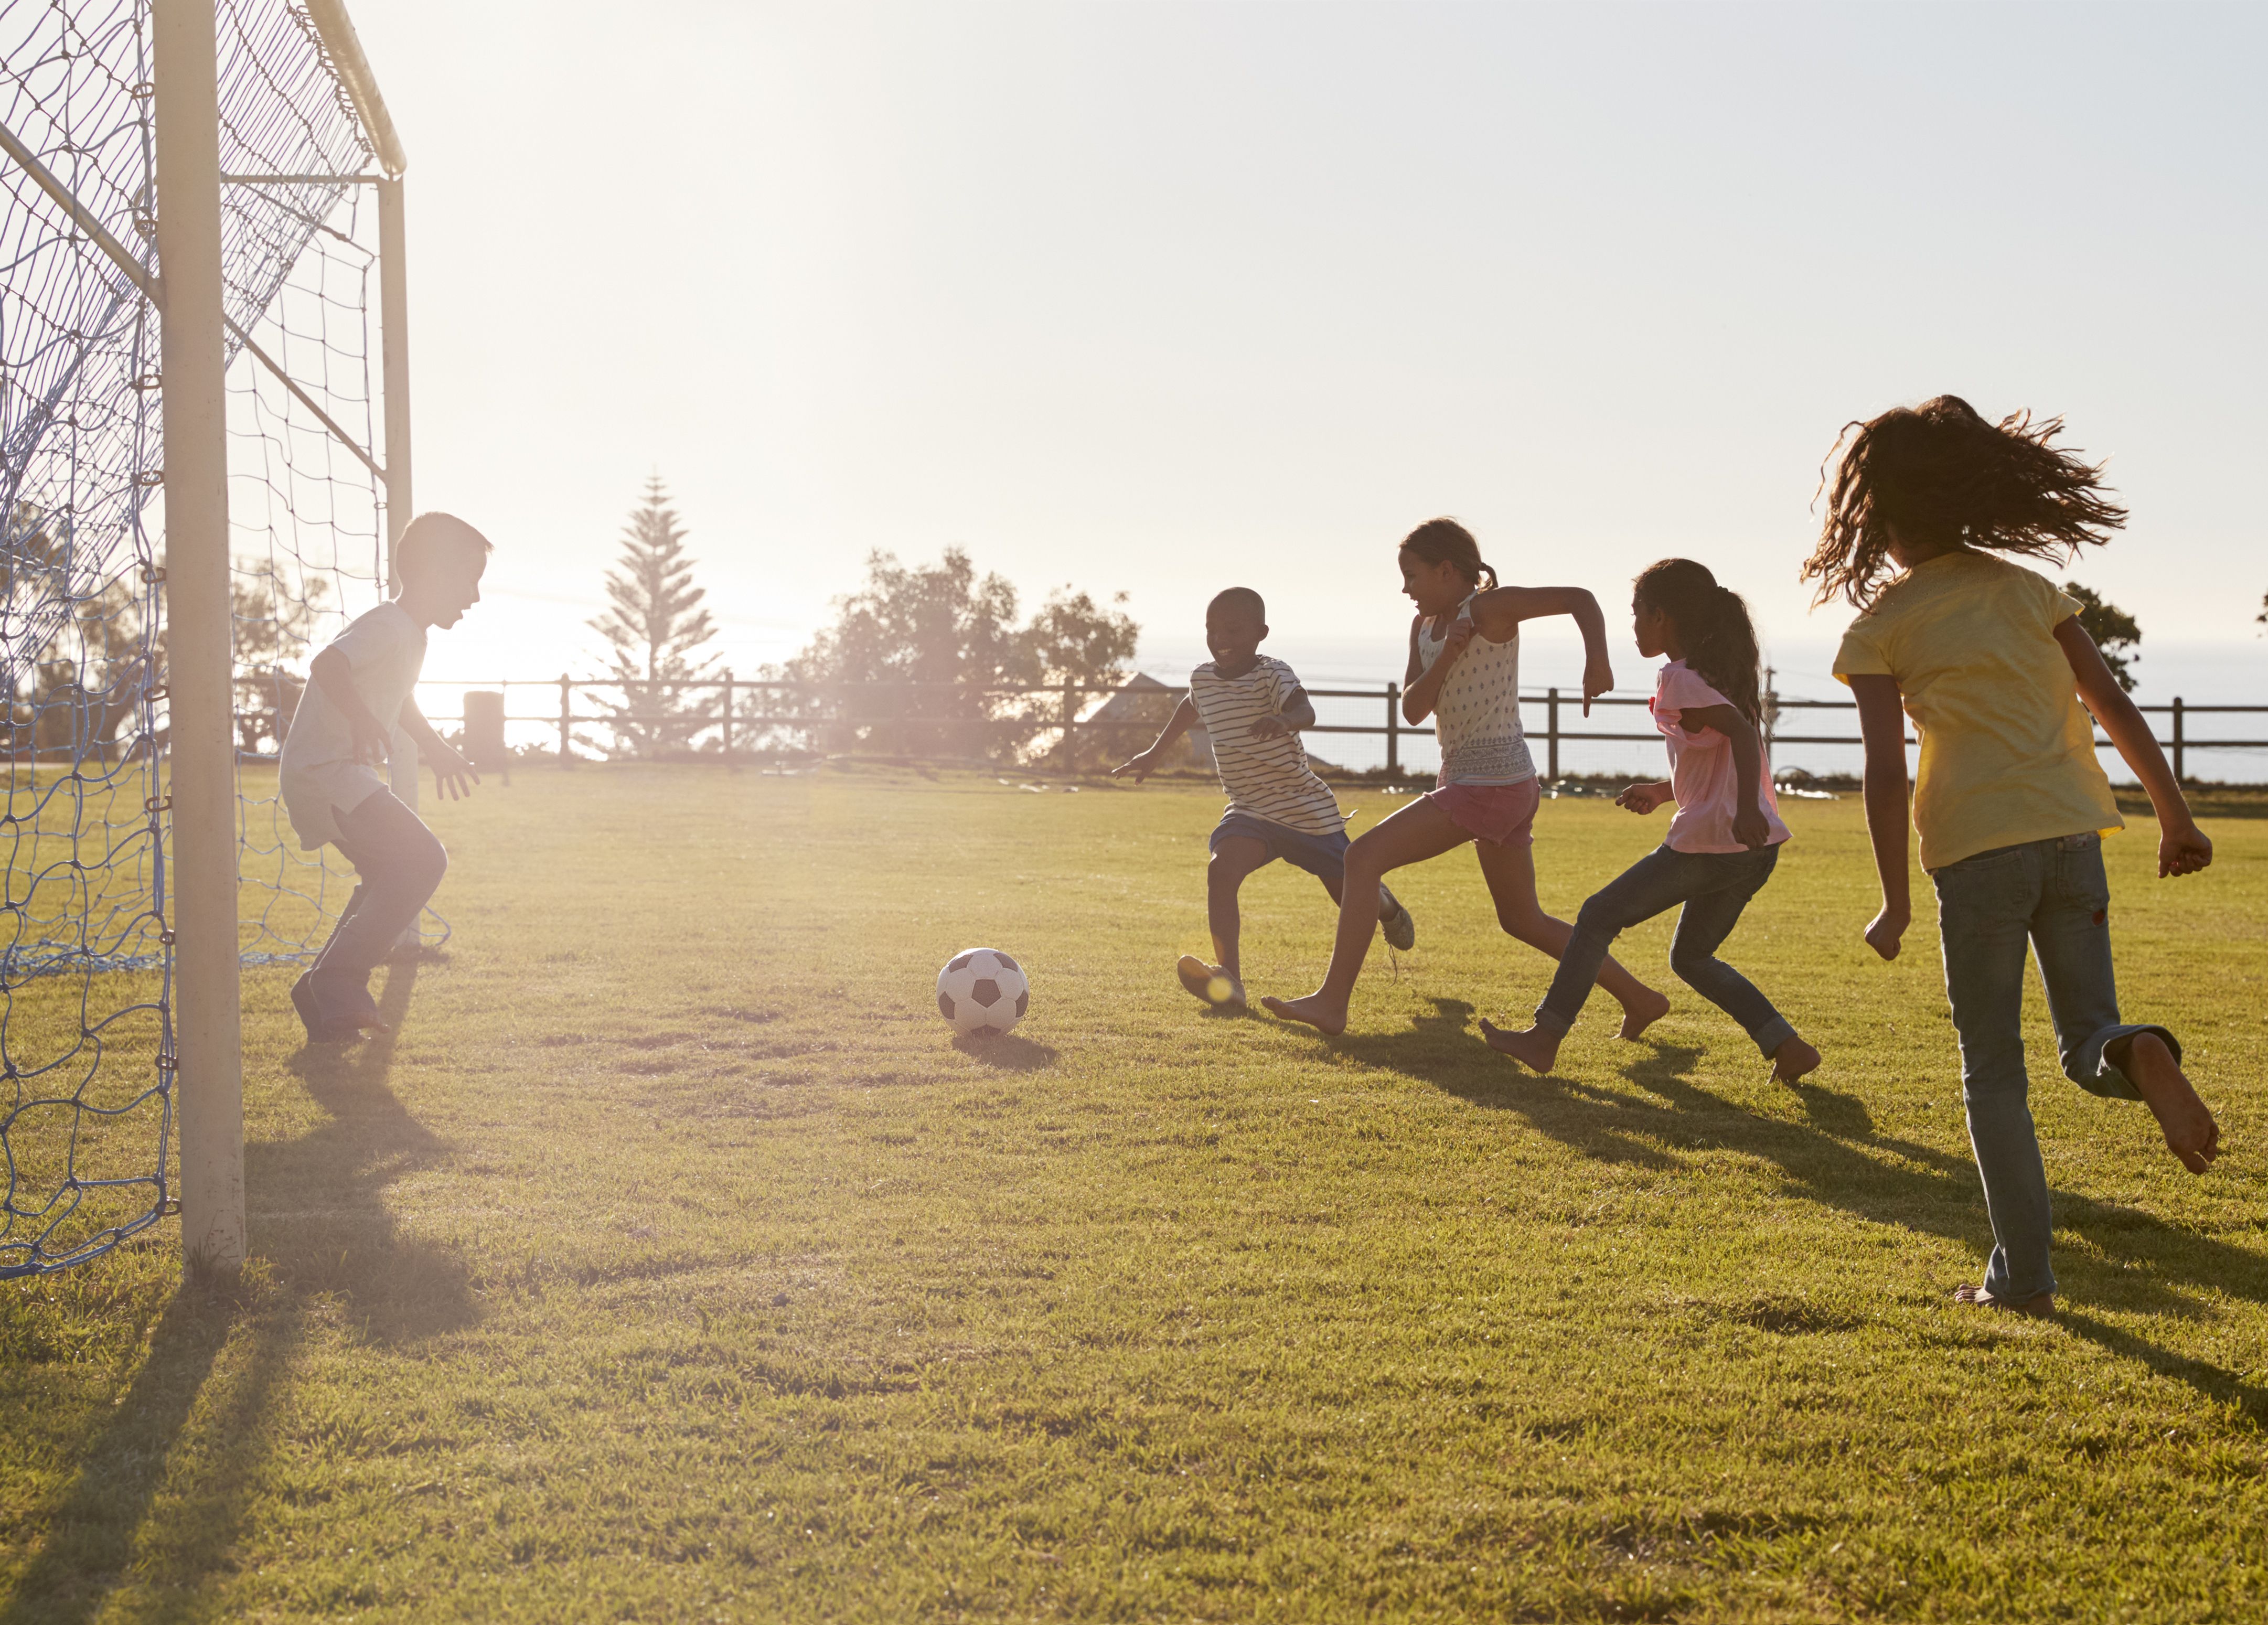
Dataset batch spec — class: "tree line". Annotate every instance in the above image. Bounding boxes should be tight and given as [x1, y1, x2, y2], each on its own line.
[584, 479, 1143, 766]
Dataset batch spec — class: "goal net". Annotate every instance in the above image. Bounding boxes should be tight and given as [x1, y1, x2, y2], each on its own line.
[0, 0, 411, 1277]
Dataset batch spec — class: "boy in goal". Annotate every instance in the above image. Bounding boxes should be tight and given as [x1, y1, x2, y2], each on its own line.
[279, 512, 490, 1042]
[1112, 587, 1415, 1008]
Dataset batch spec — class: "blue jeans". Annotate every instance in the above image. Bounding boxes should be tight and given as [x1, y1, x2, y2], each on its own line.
[1932, 830, 2178, 1301]
[305, 789, 447, 1025]
[1536, 842, 1796, 1055]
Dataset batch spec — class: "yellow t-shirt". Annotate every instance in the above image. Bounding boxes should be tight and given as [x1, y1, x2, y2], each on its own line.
[1832, 551, 2121, 871]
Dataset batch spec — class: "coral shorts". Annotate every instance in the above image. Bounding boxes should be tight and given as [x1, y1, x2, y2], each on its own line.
[1424, 776, 1540, 848]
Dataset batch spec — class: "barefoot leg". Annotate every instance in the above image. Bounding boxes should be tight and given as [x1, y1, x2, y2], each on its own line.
[1261, 797, 1467, 1031]
[2107, 1031, 2220, 1174]
[1478, 1017, 1560, 1074]
[1770, 1035, 1822, 1084]
[1475, 839, 1667, 1033]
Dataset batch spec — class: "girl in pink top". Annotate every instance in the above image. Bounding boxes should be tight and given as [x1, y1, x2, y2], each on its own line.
[1483, 559, 1819, 1083]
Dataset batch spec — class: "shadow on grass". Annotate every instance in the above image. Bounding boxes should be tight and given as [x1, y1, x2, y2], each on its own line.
[0, 962, 477, 1623]
[1329, 993, 2268, 1428]
[954, 1031, 1059, 1071]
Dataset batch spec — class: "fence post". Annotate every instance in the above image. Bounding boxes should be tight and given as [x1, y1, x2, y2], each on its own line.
[2173, 695, 2185, 786]
[1385, 682, 1399, 781]
[558, 672, 571, 767]
[1547, 687, 1560, 781]
[1058, 679, 1078, 775]
[1763, 665, 1777, 776]
[721, 669, 734, 759]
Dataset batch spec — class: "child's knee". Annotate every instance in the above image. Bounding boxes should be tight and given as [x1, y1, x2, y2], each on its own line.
[1495, 900, 1542, 938]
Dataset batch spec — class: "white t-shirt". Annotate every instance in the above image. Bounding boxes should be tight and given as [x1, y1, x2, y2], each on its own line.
[1415, 595, 1534, 786]
[279, 601, 427, 851]
[1188, 655, 1345, 837]
[1652, 659, 1789, 855]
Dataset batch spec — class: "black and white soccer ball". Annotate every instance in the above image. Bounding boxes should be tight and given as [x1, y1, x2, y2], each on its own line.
[936, 947, 1030, 1039]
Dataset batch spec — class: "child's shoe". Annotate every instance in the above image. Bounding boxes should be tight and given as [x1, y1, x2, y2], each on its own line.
[1176, 954, 1247, 1008]
[1381, 897, 1417, 952]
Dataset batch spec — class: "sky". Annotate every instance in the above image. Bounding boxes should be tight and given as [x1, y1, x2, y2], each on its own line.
[343, 0, 2266, 714]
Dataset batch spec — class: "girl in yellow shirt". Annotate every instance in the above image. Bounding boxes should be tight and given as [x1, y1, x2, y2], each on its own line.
[1810, 394, 2218, 1321]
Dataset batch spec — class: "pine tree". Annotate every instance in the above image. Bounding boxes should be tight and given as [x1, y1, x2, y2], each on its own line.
[590, 478, 719, 756]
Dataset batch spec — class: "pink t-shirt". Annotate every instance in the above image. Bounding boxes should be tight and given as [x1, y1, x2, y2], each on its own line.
[1651, 660, 1790, 855]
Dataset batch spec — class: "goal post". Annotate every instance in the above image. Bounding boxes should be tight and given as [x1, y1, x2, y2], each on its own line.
[154, 0, 244, 1273]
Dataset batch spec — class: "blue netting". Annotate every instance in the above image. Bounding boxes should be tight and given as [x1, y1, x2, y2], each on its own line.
[1, 0, 433, 1279]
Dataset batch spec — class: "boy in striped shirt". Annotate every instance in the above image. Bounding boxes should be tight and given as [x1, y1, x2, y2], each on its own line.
[1112, 587, 1416, 1007]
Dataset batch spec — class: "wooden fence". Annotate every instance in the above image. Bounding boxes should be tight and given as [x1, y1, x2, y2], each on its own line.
[409, 675, 2268, 786]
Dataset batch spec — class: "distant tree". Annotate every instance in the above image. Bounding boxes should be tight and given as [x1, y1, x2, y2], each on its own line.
[590, 478, 719, 756]
[2063, 581, 2141, 693]
[769, 548, 1137, 763]
[229, 560, 332, 753]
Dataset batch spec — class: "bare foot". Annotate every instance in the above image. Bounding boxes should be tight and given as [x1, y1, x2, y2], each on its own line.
[1479, 1018, 1559, 1074]
[1176, 954, 1246, 1008]
[1953, 1283, 2055, 1319]
[2120, 1031, 2220, 1174]
[1617, 985, 1671, 1041]
[1770, 1036, 1822, 1084]
[1260, 992, 1345, 1036]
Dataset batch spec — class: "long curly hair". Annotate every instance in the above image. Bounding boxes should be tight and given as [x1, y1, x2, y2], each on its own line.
[1634, 558, 1762, 725]
[1803, 395, 2127, 610]
[1398, 517, 1499, 592]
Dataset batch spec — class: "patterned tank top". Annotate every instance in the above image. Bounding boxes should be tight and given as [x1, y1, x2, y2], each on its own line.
[1416, 594, 1535, 786]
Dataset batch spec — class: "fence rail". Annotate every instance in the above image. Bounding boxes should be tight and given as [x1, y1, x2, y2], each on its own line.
[391, 673, 2268, 786]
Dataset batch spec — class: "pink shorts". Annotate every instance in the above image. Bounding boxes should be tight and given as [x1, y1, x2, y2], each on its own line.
[1424, 777, 1540, 848]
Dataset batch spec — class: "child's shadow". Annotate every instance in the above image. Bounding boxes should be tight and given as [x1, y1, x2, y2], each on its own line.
[953, 1032, 1058, 1071]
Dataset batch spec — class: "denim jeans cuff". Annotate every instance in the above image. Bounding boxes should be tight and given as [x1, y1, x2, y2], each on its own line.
[1749, 1016, 1797, 1058]
[1533, 1006, 1574, 1040]
[2083, 1023, 2181, 1103]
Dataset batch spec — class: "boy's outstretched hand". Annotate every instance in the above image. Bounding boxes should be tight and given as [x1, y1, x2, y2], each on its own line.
[1110, 750, 1159, 784]
[1615, 781, 1673, 815]
[2159, 820, 2212, 879]
[428, 743, 481, 801]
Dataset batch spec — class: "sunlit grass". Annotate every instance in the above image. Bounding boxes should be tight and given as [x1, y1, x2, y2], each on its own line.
[1, 763, 2263, 1621]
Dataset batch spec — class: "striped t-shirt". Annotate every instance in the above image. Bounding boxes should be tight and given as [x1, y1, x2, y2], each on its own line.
[1189, 656, 1345, 837]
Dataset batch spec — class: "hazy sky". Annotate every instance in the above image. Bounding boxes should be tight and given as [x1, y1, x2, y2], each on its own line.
[346, 1, 2266, 694]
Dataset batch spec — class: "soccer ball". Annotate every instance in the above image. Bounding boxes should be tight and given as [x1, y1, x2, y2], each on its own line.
[936, 947, 1030, 1038]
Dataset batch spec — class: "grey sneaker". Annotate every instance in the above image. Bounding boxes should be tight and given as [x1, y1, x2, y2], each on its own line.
[1380, 897, 1416, 952]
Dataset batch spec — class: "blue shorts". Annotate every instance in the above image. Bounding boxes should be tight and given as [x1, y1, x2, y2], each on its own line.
[1209, 811, 1349, 883]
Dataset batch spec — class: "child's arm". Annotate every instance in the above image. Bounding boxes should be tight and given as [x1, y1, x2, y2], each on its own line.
[2055, 619, 2212, 879]
[1468, 586, 1613, 712]
[395, 697, 480, 801]
[1678, 702, 1771, 848]
[1248, 686, 1317, 740]
[1402, 613, 1471, 724]
[1616, 781, 1674, 814]
[308, 646, 397, 768]
[1110, 694, 1198, 783]
[1848, 674, 1911, 959]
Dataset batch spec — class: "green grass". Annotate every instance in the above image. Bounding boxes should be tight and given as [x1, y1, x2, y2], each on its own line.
[3, 763, 2266, 1621]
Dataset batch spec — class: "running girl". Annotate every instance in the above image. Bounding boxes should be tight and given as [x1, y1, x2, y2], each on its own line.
[1480, 559, 1820, 1082]
[1814, 394, 2219, 1320]
[1263, 519, 1669, 1036]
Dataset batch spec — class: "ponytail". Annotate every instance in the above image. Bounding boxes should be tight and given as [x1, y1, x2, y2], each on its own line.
[1399, 517, 1497, 592]
[1633, 559, 1763, 724]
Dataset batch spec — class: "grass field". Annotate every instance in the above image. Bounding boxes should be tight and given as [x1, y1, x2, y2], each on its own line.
[3, 763, 2265, 1621]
